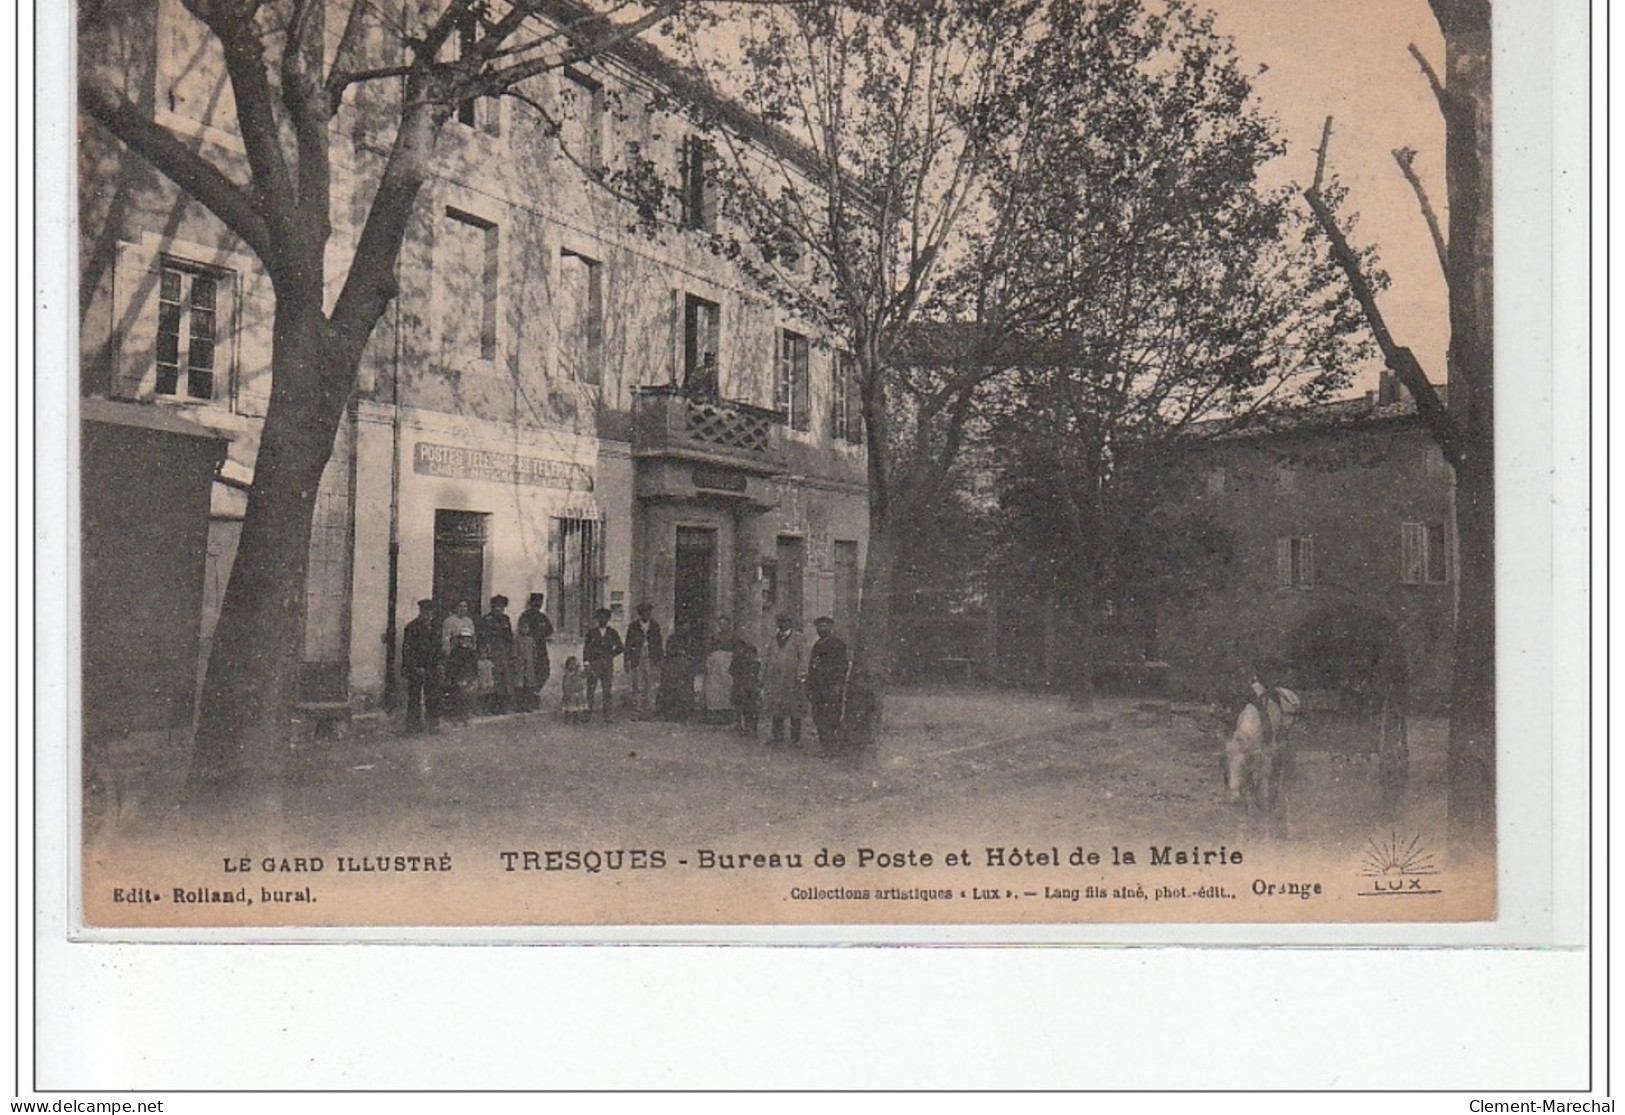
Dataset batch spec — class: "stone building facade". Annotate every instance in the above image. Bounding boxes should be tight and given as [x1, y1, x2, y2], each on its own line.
[78, 1, 869, 716]
[1155, 390, 1457, 710]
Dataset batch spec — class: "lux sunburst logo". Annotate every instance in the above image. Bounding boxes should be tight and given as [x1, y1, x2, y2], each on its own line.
[1356, 831, 1442, 896]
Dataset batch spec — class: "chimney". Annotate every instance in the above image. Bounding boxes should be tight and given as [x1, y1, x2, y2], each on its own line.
[1377, 370, 1410, 406]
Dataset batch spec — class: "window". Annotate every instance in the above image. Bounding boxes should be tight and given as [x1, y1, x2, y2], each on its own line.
[549, 517, 606, 635]
[831, 352, 863, 443]
[558, 250, 604, 385]
[1204, 468, 1228, 496]
[1275, 536, 1314, 589]
[777, 330, 810, 432]
[442, 208, 498, 364]
[681, 135, 712, 231]
[683, 294, 721, 396]
[158, 0, 236, 133]
[156, 260, 223, 400]
[559, 69, 605, 172]
[453, 16, 500, 134]
[1401, 521, 1450, 584]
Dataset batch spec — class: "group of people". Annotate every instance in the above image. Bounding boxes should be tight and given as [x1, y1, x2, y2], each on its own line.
[644, 611, 852, 753]
[399, 593, 554, 730]
[400, 596, 854, 751]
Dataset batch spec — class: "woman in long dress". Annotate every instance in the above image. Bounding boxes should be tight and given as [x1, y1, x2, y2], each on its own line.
[656, 621, 699, 721]
[702, 616, 739, 722]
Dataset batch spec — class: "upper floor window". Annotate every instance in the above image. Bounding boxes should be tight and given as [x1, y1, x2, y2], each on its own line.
[683, 294, 721, 397]
[681, 135, 713, 231]
[1401, 521, 1450, 584]
[558, 249, 604, 385]
[442, 207, 498, 364]
[831, 351, 863, 443]
[453, 15, 500, 135]
[1275, 535, 1314, 589]
[156, 260, 224, 401]
[157, 0, 236, 134]
[777, 330, 810, 432]
[559, 69, 605, 172]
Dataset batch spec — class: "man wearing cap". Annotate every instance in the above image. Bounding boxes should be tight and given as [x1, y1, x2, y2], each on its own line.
[623, 602, 663, 718]
[400, 599, 442, 733]
[805, 616, 849, 753]
[582, 607, 624, 721]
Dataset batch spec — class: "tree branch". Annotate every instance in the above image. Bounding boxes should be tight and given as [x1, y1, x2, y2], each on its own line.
[80, 76, 275, 262]
[184, 0, 296, 218]
[1304, 133, 1458, 463]
[471, 1, 683, 97]
[1393, 146, 1449, 278]
[1407, 43, 1449, 115]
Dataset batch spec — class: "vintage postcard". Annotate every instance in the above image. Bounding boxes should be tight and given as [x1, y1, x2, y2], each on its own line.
[65, 0, 1571, 940]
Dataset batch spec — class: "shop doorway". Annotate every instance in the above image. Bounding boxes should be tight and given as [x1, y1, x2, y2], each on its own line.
[674, 526, 717, 636]
[433, 510, 488, 611]
[776, 535, 805, 625]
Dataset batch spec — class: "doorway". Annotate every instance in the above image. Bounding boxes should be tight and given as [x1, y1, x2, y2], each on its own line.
[674, 526, 717, 636]
[433, 509, 489, 611]
[776, 535, 805, 625]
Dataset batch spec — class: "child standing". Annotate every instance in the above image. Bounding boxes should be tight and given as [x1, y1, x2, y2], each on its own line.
[730, 642, 762, 737]
[560, 656, 589, 724]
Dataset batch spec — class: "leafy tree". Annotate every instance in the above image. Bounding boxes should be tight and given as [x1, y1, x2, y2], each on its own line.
[659, 0, 1041, 741]
[80, 0, 718, 802]
[963, 0, 1372, 707]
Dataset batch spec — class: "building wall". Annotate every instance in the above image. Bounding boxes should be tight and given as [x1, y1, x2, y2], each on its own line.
[80, 3, 869, 712]
[1156, 417, 1456, 708]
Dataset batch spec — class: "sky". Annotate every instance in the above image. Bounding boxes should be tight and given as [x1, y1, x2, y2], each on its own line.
[1204, 0, 1451, 390]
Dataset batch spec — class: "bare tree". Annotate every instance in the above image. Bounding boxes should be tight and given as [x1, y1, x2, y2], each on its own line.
[80, 0, 720, 803]
[1302, 0, 1494, 842]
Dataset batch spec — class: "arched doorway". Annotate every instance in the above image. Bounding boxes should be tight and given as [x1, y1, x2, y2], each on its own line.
[1288, 604, 1409, 770]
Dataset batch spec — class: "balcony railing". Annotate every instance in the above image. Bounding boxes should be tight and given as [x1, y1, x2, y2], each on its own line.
[631, 385, 785, 473]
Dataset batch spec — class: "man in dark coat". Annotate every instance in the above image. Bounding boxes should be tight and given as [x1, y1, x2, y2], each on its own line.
[478, 595, 516, 714]
[583, 607, 624, 721]
[805, 616, 849, 753]
[623, 602, 663, 718]
[400, 598, 441, 732]
[515, 592, 554, 711]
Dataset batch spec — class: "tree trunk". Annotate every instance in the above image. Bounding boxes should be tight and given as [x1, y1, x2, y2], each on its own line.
[1066, 573, 1099, 714]
[1448, 448, 1494, 841]
[188, 305, 350, 805]
[844, 497, 895, 748]
[1436, 1, 1495, 847]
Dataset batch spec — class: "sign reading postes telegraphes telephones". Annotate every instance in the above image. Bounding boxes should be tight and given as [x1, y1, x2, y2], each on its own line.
[413, 442, 593, 491]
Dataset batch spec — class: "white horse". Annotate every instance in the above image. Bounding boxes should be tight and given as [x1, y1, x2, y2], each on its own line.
[1222, 684, 1301, 808]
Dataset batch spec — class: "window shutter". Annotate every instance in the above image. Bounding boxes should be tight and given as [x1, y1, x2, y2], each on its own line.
[670, 289, 685, 385]
[1299, 536, 1314, 588]
[1275, 538, 1292, 588]
[113, 243, 158, 400]
[848, 358, 864, 444]
[1400, 523, 1423, 584]
[830, 352, 846, 440]
[774, 331, 791, 417]
[792, 338, 810, 432]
